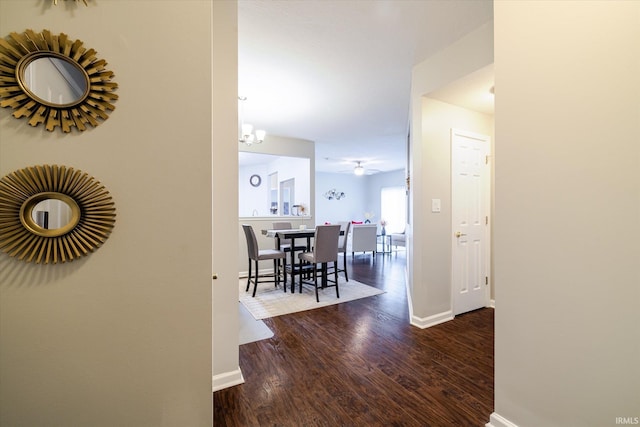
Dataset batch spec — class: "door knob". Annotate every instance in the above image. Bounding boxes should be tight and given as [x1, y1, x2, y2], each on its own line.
[212, 273, 218, 280]
[455, 232, 467, 238]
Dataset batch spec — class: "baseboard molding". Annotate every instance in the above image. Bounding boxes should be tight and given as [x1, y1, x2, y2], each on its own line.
[410, 310, 454, 329]
[212, 367, 244, 392]
[488, 299, 495, 308]
[486, 412, 519, 427]
[405, 269, 454, 329]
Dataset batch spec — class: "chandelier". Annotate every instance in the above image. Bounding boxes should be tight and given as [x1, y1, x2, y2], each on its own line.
[238, 96, 265, 145]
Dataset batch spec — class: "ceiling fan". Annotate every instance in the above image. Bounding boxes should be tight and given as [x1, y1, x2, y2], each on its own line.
[324, 158, 382, 175]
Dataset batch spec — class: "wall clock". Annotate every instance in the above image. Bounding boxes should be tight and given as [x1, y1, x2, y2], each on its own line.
[249, 174, 262, 187]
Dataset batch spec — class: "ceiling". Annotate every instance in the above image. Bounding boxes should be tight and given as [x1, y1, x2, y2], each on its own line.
[238, 0, 494, 175]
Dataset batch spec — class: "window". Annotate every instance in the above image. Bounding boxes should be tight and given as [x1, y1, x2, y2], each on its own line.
[380, 186, 406, 234]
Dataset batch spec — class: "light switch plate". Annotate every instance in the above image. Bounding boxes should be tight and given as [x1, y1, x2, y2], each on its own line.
[431, 199, 441, 213]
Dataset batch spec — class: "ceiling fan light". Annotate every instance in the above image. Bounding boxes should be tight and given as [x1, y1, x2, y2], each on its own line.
[354, 165, 364, 176]
[255, 129, 266, 143]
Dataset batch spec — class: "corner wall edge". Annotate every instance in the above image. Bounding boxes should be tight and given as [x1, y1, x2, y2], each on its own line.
[213, 367, 244, 392]
[486, 412, 519, 427]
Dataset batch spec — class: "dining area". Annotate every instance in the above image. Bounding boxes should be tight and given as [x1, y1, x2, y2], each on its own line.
[241, 222, 348, 302]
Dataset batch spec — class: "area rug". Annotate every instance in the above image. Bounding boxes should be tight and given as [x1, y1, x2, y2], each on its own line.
[239, 277, 385, 320]
[238, 302, 274, 345]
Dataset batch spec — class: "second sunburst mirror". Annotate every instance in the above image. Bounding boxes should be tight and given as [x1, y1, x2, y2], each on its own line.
[0, 164, 116, 264]
[0, 29, 118, 133]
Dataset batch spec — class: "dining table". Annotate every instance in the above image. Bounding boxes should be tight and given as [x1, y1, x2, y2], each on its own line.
[262, 227, 344, 292]
[262, 228, 315, 292]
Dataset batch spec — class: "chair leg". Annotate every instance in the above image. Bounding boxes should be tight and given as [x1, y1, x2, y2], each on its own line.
[252, 259, 259, 297]
[278, 258, 287, 292]
[282, 257, 287, 292]
[314, 263, 320, 302]
[246, 257, 252, 292]
[273, 259, 278, 287]
[299, 260, 304, 294]
[343, 253, 348, 282]
[334, 260, 340, 299]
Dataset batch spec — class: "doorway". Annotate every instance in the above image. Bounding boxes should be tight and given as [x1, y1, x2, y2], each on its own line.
[451, 129, 491, 315]
[279, 178, 294, 216]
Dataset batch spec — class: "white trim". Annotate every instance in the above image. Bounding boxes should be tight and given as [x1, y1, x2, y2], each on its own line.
[405, 237, 456, 329]
[212, 367, 245, 392]
[486, 412, 519, 427]
[406, 267, 455, 328]
[404, 266, 413, 317]
[488, 299, 495, 308]
[410, 310, 454, 329]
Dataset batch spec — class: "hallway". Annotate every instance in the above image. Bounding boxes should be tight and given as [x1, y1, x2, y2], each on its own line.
[214, 251, 494, 426]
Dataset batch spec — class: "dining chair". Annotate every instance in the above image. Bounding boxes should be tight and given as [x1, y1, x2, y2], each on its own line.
[298, 224, 341, 302]
[351, 224, 377, 258]
[271, 222, 308, 253]
[336, 221, 351, 281]
[242, 224, 287, 297]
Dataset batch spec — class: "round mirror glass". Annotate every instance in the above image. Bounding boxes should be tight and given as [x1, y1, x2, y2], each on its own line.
[19, 191, 81, 238]
[30, 199, 74, 231]
[22, 55, 89, 106]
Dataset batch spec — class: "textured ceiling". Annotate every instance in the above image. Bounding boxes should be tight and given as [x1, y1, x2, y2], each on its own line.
[238, 0, 494, 174]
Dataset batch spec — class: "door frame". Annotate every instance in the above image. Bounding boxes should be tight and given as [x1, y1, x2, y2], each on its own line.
[450, 128, 492, 316]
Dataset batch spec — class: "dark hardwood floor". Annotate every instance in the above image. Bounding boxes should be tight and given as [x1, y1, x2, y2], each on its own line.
[214, 250, 494, 426]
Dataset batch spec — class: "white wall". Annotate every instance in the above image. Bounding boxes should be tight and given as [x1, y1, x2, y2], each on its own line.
[491, 2, 640, 427]
[0, 1, 214, 426]
[410, 23, 494, 326]
[239, 163, 269, 216]
[239, 157, 312, 217]
[315, 170, 405, 226]
[315, 172, 367, 224]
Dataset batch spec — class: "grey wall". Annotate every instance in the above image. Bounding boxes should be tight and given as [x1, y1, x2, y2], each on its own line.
[410, 23, 494, 326]
[491, 2, 639, 426]
[0, 1, 215, 425]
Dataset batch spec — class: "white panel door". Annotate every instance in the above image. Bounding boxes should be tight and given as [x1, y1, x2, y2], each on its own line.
[451, 129, 490, 316]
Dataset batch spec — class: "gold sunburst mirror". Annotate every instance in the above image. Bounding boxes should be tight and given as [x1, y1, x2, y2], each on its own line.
[0, 29, 118, 132]
[53, 0, 89, 5]
[0, 165, 116, 264]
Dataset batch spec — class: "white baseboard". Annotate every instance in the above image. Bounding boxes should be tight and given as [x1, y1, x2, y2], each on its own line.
[410, 310, 454, 329]
[212, 367, 244, 392]
[486, 412, 519, 427]
[488, 299, 495, 308]
[405, 269, 454, 329]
